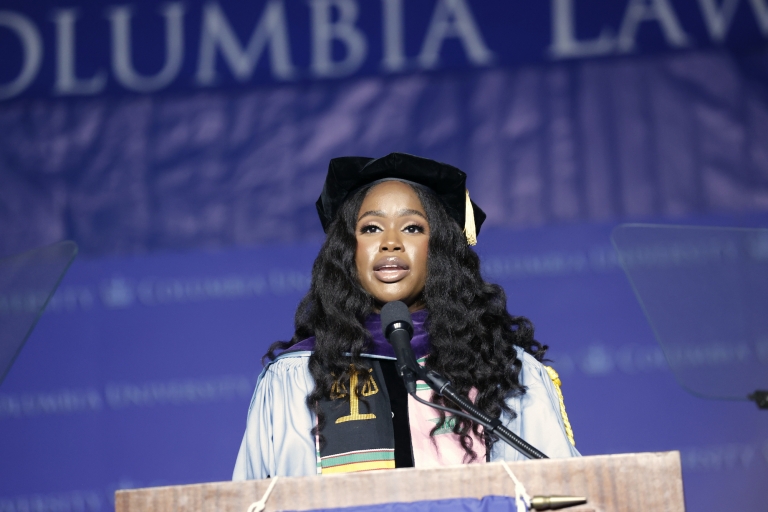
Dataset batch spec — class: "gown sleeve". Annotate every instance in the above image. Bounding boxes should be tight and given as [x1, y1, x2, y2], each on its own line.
[232, 354, 318, 480]
[490, 350, 581, 462]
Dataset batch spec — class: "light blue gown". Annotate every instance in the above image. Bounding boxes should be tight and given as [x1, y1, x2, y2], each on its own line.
[233, 347, 580, 480]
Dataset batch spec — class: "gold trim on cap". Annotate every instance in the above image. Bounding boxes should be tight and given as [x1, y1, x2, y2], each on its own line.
[464, 189, 477, 246]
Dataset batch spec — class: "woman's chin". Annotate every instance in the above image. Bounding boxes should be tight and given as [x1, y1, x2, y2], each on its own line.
[371, 294, 425, 312]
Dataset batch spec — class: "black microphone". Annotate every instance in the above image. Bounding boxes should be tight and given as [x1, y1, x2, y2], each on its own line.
[380, 301, 420, 394]
[380, 302, 549, 460]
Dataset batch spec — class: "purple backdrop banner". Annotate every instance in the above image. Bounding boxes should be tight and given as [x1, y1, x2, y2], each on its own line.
[2, 0, 768, 100]
[3, 49, 768, 257]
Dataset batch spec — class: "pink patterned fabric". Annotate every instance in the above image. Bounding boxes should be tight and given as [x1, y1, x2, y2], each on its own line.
[408, 387, 485, 467]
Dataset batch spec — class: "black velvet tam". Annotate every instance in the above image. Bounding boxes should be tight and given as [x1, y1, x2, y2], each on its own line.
[315, 152, 486, 235]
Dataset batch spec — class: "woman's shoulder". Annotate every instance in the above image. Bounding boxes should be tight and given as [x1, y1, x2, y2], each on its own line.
[514, 346, 548, 375]
[248, 351, 314, 412]
[512, 346, 578, 452]
[270, 350, 312, 363]
[513, 347, 564, 397]
[261, 351, 312, 376]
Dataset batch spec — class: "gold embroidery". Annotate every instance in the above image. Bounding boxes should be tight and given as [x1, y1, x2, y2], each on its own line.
[336, 368, 378, 423]
[361, 371, 379, 396]
[330, 380, 347, 399]
[544, 365, 575, 446]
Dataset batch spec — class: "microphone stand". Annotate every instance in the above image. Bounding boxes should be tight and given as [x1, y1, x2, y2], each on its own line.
[402, 362, 548, 460]
[380, 303, 548, 461]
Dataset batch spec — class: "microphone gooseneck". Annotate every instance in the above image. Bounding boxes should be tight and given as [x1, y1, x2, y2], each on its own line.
[379, 300, 549, 460]
[380, 301, 419, 394]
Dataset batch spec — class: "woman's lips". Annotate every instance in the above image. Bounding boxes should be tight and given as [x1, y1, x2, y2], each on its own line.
[373, 257, 410, 283]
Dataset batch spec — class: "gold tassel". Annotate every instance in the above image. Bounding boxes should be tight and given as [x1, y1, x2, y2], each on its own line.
[464, 189, 477, 246]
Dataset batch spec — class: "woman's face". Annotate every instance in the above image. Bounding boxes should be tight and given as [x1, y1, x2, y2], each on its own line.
[355, 181, 429, 312]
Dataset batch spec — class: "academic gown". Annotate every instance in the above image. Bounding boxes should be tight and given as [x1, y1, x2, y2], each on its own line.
[233, 313, 580, 480]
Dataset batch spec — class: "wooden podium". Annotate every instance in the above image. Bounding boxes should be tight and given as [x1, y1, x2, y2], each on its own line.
[115, 451, 685, 512]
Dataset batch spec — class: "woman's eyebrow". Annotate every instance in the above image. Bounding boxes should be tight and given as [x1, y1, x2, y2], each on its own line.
[397, 208, 427, 219]
[358, 209, 426, 221]
[358, 210, 386, 221]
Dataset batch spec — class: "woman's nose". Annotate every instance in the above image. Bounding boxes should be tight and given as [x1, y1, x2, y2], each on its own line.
[379, 231, 402, 251]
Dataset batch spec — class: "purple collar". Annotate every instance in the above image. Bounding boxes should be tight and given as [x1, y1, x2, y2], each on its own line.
[280, 309, 431, 359]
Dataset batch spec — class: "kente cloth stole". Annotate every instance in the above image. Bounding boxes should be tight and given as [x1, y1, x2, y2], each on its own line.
[317, 358, 485, 474]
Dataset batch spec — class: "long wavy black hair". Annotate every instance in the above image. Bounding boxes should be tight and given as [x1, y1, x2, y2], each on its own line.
[266, 181, 547, 461]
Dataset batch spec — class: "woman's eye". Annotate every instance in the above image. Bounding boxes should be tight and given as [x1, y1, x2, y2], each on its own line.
[403, 224, 425, 234]
[360, 224, 381, 234]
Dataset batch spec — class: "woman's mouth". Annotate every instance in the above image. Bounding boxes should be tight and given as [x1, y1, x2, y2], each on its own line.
[373, 257, 410, 283]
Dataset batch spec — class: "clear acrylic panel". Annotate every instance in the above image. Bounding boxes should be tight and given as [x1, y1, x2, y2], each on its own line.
[611, 225, 768, 402]
[0, 241, 78, 386]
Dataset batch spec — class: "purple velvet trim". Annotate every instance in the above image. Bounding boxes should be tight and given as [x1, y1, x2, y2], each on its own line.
[280, 309, 431, 360]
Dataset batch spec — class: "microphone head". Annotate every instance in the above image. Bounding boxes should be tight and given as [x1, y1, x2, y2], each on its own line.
[380, 301, 414, 339]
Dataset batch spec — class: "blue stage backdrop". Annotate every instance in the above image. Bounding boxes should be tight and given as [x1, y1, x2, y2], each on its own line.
[2, 219, 768, 511]
[1, 1, 768, 511]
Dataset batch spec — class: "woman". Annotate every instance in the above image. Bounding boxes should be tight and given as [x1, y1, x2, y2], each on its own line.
[233, 153, 579, 480]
